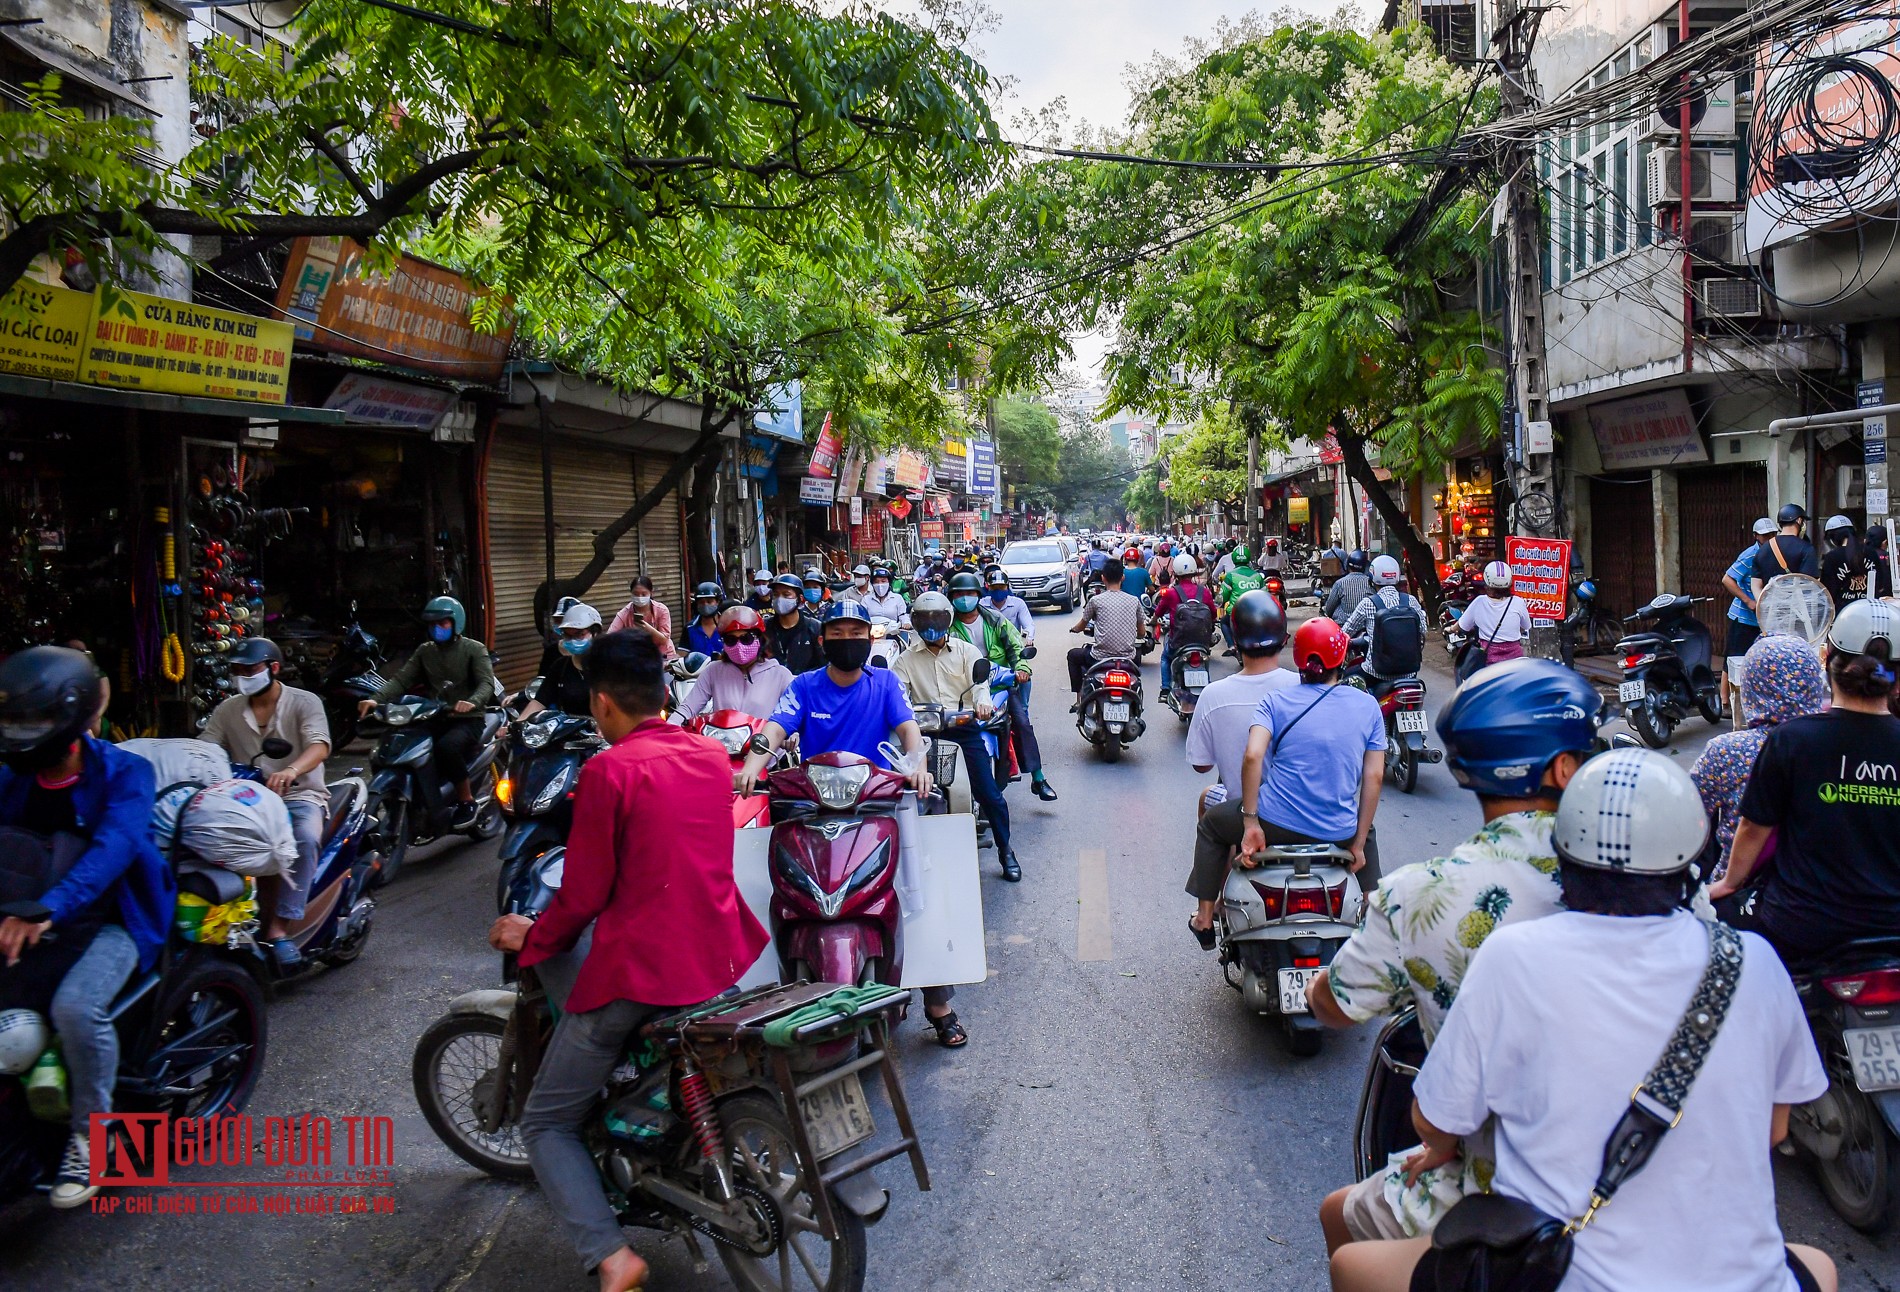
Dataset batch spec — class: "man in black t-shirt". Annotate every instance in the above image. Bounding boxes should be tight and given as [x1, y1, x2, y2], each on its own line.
[1750, 503, 1818, 601]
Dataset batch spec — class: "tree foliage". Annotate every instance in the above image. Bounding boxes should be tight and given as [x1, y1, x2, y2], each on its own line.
[993, 394, 1063, 487]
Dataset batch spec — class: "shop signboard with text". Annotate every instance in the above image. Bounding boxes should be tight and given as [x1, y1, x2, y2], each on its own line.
[850, 515, 884, 551]
[1586, 389, 1708, 471]
[808, 413, 843, 478]
[83, 287, 292, 404]
[967, 440, 998, 495]
[1504, 536, 1572, 622]
[0, 282, 90, 380]
[322, 372, 458, 429]
[799, 476, 836, 506]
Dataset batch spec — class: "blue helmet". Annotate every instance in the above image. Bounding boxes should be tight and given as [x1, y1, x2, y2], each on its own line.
[821, 599, 874, 630]
[1435, 658, 1603, 799]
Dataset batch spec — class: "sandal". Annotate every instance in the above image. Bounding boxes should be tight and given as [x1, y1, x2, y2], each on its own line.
[1188, 915, 1217, 951]
[926, 1010, 968, 1048]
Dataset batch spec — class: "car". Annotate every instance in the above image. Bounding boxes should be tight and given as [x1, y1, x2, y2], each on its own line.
[999, 538, 1079, 611]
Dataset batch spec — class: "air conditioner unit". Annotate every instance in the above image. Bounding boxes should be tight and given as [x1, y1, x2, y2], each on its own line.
[1644, 78, 1738, 140]
[1698, 277, 1763, 318]
[1687, 211, 1746, 264]
[1647, 147, 1738, 205]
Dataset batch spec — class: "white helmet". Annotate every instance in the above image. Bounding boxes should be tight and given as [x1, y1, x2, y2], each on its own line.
[1369, 554, 1402, 587]
[556, 602, 603, 631]
[1483, 560, 1513, 590]
[1824, 513, 1856, 536]
[1553, 748, 1708, 874]
[1829, 598, 1898, 656]
[852, 563, 872, 577]
[1172, 553, 1198, 577]
[0, 1009, 48, 1075]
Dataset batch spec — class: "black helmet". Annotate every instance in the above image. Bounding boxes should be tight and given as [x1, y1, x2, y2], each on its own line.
[984, 567, 1008, 588]
[0, 646, 100, 764]
[228, 637, 283, 668]
[1230, 589, 1288, 653]
[1777, 503, 1808, 526]
[947, 570, 983, 596]
[1346, 549, 1369, 572]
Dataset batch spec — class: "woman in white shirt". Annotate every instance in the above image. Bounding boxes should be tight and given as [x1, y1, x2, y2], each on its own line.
[1456, 561, 1532, 669]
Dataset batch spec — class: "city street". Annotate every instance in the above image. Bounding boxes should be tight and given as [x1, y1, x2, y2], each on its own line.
[2, 599, 1892, 1291]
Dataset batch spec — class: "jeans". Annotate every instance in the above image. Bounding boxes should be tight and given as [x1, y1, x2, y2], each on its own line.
[279, 800, 324, 921]
[50, 923, 137, 1136]
[521, 992, 663, 1272]
[1159, 638, 1172, 689]
[1185, 797, 1382, 901]
[432, 715, 484, 785]
[1004, 687, 1042, 777]
[949, 730, 1010, 860]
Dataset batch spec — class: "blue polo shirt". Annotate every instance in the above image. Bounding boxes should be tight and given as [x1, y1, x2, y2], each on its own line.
[770, 666, 914, 762]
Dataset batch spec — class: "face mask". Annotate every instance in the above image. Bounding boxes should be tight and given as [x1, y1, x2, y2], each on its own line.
[823, 637, 873, 672]
[559, 637, 592, 657]
[918, 626, 948, 644]
[630, 595, 652, 608]
[697, 602, 718, 618]
[753, 584, 770, 599]
[989, 590, 1008, 604]
[854, 577, 869, 590]
[726, 639, 761, 666]
[803, 587, 823, 604]
[236, 669, 273, 696]
[952, 595, 978, 614]
[774, 596, 799, 615]
[872, 581, 889, 596]
[431, 624, 454, 644]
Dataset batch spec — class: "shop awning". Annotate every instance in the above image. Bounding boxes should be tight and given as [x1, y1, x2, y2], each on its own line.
[0, 374, 345, 423]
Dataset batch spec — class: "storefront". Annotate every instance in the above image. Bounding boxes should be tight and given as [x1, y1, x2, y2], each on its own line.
[1429, 454, 1503, 571]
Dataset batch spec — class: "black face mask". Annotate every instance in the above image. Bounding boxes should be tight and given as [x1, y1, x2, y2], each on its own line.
[823, 638, 873, 673]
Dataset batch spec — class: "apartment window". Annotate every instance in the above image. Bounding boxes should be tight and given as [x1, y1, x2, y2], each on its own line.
[1613, 140, 1629, 253]
[1636, 141, 1654, 245]
[1571, 167, 1587, 270]
[1592, 153, 1608, 260]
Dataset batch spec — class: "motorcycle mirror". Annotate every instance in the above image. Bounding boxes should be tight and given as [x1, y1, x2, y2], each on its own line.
[972, 659, 992, 684]
[1021, 645, 1038, 659]
[868, 656, 889, 669]
[1609, 732, 1643, 749]
[260, 737, 294, 760]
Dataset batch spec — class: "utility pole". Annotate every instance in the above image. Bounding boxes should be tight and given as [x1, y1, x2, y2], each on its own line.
[1244, 417, 1260, 553]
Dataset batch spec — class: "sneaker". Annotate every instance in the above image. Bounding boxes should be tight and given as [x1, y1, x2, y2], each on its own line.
[449, 802, 479, 830]
[50, 1131, 97, 1210]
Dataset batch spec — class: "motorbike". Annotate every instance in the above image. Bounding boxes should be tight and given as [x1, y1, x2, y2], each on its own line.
[1218, 840, 1364, 1056]
[868, 618, 909, 670]
[665, 651, 709, 717]
[282, 602, 387, 751]
[361, 696, 507, 886]
[1353, 1006, 1427, 1179]
[1786, 937, 1900, 1233]
[686, 708, 773, 829]
[913, 661, 1010, 840]
[1345, 642, 1442, 793]
[1263, 574, 1286, 608]
[1559, 578, 1623, 665]
[1075, 640, 1145, 763]
[494, 706, 606, 912]
[413, 847, 922, 1292]
[1159, 617, 1217, 722]
[1615, 593, 1721, 748]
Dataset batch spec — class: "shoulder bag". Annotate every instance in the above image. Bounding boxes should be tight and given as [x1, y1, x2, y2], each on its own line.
[1410, 920, 1744, 1292]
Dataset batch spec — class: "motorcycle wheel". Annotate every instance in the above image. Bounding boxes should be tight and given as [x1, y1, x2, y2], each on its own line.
[367, 795, 411, 888]
[134, 957, 268, 1118]
[322, 898, 374, 966]
[1626, 701, 1674, 749]
[1387, 738, 1419, 794]
[1694, 686, 1723, 725]
[1102, 736, 1122, 764]
[1283, 1018, 1323, 1058]
[1815, 1083, 1900, 1233]
[412, 1012, 534, 1180]
[715, 1091, 868, 1292]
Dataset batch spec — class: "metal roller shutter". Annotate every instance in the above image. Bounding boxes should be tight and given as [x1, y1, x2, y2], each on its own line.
[637, 454, 686, 621]
[1589, 475, 1657, 621]
[1678, 465, 1766, 641]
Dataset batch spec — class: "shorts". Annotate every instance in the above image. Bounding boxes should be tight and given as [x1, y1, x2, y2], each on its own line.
[1341, 1169, 1410, 1242]
[1725, 619, 1761, 660]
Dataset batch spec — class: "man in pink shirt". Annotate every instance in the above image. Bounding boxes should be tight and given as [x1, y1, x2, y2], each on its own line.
[490, 629, 765, 1292]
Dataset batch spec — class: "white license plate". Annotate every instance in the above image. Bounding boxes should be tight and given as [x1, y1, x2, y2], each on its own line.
[1183, 669, 1210, 688]
[1846, 1026, 1900, 1093]
[1395, 710, 1428, 733]
[1103, 701, 1131, 723]
[1619, 680, 1646, 703]
[799, 1071, 876, 1160]
[1278, 967, 1323, 1014]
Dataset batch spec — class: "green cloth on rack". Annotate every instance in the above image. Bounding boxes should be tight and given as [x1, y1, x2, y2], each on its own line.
[761, 984, 907, 1048]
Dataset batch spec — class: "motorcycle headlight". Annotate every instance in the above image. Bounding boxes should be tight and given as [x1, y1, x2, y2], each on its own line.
[383, 704, 413, 726]
[706, 724, 751, 756]
[914, 710, 942, 735]
[806, 762, 872, 809]
[520, 714, 558, 749]
[531, 763, 576, 814]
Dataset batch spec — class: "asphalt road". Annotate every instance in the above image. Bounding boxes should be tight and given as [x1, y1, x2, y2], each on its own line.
[3, 593, 1895, 1290]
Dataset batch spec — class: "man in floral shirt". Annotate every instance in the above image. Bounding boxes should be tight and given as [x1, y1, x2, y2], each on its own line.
[1305, 660, 1604, 1251]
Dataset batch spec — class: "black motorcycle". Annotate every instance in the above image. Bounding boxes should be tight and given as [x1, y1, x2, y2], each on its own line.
[494, 706, 604, 913]
[1075, 651, 1145, 763]
[284, 602, 386, 752]
[362, 696, 506, 886]
[1615, 593, 1721, 748]
[1559, 578, 1622, 665]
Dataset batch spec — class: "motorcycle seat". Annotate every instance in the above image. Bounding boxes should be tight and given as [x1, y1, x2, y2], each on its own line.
[321, 781, 363, 848]
[177, 862, 250, 904]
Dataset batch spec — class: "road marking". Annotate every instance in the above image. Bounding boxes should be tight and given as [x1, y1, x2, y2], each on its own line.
[1077, 848, 1111, 962]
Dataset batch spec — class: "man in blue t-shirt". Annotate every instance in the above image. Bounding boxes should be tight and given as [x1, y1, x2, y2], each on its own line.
[1720, 517, 1775, 723]
[734, 600, 929, 796]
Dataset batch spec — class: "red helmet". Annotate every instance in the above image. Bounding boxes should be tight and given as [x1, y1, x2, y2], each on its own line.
[716, 604, 764, 636]
[1122, 547, 1140, 564]
[1291, 617, 1350, 673]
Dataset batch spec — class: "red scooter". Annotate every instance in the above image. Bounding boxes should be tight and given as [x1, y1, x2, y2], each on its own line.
[765, 752, 908, 988]
[686, 708, 772, 828]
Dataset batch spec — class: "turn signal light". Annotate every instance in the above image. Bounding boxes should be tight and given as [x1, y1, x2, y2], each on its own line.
[1624, 653, 1656, 669]
[1249, 881, 1285, 920]
[495, 777, 514, 808]
[1824, 968, 1900, 1006]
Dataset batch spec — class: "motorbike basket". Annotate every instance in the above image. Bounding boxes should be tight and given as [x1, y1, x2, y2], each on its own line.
[929, 739, 959, 788]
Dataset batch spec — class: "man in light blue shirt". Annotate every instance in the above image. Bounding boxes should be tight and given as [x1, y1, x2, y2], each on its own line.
[1720, 517, 1775, 719]
[982, 568, 1035, 643]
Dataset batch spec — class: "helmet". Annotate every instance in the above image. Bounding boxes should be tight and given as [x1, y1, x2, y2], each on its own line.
[753, 568, 773, 583]
[1123, 547, 1140, 564]
[228, 637, 284, 668]
[1230, 590, 1287, 653]
[771, 572, 803, 593]
[1828, 598, 1899, 657]
[1751, 516, 1778, 537]
[1369, 555, 1402, 587]
[693, 581, 722, 600]
[821, 600, 874, 630]
[1172, 553, 1198, 577]
[556, 603, 602, 631]
[1346, 549, 1369, 572]
[716, 605, 764, 636]
[1552, 748, 1708, 874]
[1291, 618, 1350, 674]
[984, 567, 1009, 589]
[1231, 545, 1251, 564]
[0, 646, 100, 759]
[802, 567, 825, 585]
[0, 1009, 48, 1076]
[1482, 561, 1513, 590]
[422, 595, 466, 635]
[911, 591, 954, 642]
[1158, 542, 1171, 557]
[947, 571, 983, 597]
[1777, 503, 1808, 526]
[1574, 579, 1597, 603]
[852, 563, 872, 577]
[1825, 513, 1855, 536]
[1436, 659, 1603, 798]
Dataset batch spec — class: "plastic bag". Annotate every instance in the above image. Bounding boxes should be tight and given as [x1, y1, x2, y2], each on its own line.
[120, 738, 232, 794]
[175, 779, 296, 876]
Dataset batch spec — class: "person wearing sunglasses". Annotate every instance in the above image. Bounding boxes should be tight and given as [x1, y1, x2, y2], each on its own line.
[670, 605, 793, 724]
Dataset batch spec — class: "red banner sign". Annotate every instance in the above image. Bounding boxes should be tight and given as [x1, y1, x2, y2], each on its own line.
[850, 515, 885, 551]
[1503, 536, 1572, 623]
[808, 413, 842, 479]
[919, 520, 944, 539]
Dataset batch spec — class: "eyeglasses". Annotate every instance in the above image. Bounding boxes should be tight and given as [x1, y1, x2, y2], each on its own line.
[726, 632, 762, 646]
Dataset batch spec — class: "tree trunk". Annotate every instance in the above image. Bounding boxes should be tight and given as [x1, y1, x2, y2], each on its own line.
[683, 425, 731, 594]
[1334, 422, 1445, 614]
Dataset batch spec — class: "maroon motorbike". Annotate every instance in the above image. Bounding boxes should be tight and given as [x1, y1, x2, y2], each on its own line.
[766, 752, 909, 989]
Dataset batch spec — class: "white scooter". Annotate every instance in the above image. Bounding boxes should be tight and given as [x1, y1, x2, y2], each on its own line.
[1219, 840, 1363, 1057]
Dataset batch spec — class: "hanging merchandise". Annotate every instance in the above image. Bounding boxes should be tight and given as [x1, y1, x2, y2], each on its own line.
[184, 445, 273, 723]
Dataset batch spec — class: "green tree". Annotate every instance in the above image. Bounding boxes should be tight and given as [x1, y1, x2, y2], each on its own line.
[993, 394, 1063, 488]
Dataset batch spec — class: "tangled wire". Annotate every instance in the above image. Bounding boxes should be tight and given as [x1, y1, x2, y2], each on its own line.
[1749, 29, 1900, 222]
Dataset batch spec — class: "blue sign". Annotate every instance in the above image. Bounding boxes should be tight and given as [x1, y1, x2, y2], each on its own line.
[1868, 437, 1888, 465]
[738, 434, 781, 479]
[754, 382, 804, 443]
[1860, 380, 1886, 408]
[967, 439, 998, 495]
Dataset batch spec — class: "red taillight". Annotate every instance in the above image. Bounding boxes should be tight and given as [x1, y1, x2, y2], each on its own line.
[1187, 651, 1205, 666]
[1623, 654, 1647, 669]
[1285, 886, 1329, 917]
[1394, 685, 1424, 707]
[1249, 881, 1284, 920]
[1825, 968, 1900, 1005]
[1104, 670, 1133, 688]
[1292, 955, 1322, 969]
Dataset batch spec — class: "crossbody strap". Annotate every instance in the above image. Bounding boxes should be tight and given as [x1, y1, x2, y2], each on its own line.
[1570, 920, 1744, 1233]
[1771, 538, 1793, 574]
[1483, 597, 1518, 648]
[1270, 685, 1339, 757]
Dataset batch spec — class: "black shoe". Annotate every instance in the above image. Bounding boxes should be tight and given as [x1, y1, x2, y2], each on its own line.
[1000, 852, 1022, 882]
[1067, 701, 1080, 714]
[449, 802, 479, 830]
[267, 937, 305, 972]
[1032, 777, 1058, 802]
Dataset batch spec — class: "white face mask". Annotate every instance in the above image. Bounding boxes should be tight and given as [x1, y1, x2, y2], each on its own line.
[236, 670, 272, 696]
[854, 577, 869, 590]
[774, 595, 799, 615]
[630, 594, 652, 608]
[872, 581, 890, 596]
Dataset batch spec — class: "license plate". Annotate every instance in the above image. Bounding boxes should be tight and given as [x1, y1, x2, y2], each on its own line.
[1619, 680, 1646, 703]
[1846, 1025, 1900, 1093]
[1184, 669, 1210, 688]
[1103, 701, 1131, 723]
[1278, 967, 1324, 1015]
[798, 1071, 876, 1160]
[1395, 710, 1428, 733]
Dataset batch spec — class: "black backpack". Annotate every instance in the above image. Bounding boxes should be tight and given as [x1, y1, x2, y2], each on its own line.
[1169, 586, 1216, 646]
[1369, 599, 1424, 676]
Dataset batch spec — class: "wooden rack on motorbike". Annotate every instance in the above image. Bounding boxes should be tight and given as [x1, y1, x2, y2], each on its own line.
[660, 980, 931, 1241]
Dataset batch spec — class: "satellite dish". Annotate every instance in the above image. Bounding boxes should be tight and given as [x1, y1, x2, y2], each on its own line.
[1756, 574, 1834, 644]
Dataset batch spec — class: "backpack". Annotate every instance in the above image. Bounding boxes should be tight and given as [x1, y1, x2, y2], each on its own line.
[1368, 597, 1424, 676]
[1169, 585, 1216, 646]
